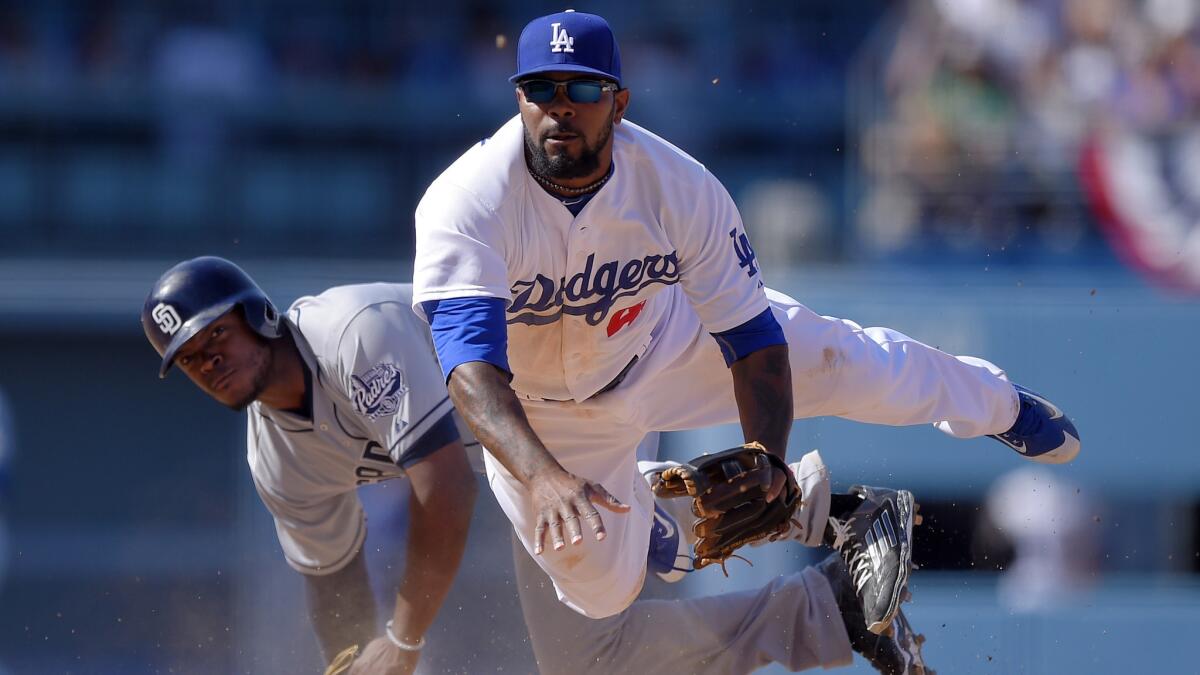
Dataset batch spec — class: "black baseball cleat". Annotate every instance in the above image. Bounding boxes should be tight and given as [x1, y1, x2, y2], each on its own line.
[885, 606, 934, 675]
[988, 383, 1080, 464]
[817, 553, 934, 675]
[824, 485, 917, 634]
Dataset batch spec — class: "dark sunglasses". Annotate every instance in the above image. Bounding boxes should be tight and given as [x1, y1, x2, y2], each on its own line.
[518, 79, 618, 104]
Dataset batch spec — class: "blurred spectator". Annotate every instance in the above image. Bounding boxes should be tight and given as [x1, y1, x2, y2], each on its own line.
[740, 178, 835, 265]
[0, 6, 34, 88]
[153, 8, 269, 167]
[462, 2, 519, 113]
[857, 0, 1199, 268]
[975, 467, 1099, 612]
[76, 2, 152, 89]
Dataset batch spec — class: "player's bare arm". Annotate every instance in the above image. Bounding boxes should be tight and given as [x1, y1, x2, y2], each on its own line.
[346, 438, 476, 675]
[391, 439, 475, 646]
[730, 343, 794, 500]
[304, 552, 377, 662]
[730, 343, 794, 459]
[447, 361, 628, 555]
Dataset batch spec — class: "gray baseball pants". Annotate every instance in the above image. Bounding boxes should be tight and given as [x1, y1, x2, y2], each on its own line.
[512, 535, 854, 674]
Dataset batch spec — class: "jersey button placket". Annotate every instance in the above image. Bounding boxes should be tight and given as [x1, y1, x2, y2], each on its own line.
[563, 212, 592, 396]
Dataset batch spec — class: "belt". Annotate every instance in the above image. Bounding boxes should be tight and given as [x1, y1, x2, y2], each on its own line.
[592, 355, 639, 397]
[533, 355, 639, 403]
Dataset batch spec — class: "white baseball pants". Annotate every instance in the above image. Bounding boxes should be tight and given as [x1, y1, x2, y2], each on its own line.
[484, 286, 1018, 618]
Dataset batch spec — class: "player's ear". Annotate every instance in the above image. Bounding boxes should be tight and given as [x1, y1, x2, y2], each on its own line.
[613, 87, 630, 124]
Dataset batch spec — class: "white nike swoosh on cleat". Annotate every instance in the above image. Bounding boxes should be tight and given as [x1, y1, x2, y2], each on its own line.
[997, 436, 1028, 453]
[654, 509, 676, 540]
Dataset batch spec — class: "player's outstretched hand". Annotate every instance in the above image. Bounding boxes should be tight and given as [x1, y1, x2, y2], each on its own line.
[530, 468, 630, 555]
[346, 636, 419, 675]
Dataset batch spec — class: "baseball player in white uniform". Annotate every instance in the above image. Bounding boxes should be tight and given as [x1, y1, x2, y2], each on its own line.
[412, 9, 1078, 673]
[143, 257, 478, 675]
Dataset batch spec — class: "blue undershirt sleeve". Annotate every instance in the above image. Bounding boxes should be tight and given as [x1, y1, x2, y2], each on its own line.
[421, 297, 510, 381]
[710, 307, 787, 367]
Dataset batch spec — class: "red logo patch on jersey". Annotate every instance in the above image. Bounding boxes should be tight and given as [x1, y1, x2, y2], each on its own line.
[606, 300, 646, 337]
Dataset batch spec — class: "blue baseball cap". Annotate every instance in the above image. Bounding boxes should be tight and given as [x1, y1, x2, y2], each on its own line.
[510, 10, 622, 86]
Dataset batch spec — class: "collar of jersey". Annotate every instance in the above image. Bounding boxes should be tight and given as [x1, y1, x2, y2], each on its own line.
[257, 316, 324, 431]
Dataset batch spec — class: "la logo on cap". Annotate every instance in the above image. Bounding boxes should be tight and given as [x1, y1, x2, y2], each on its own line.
[550, 21, 574, 53]
[510, 9, 621, 86]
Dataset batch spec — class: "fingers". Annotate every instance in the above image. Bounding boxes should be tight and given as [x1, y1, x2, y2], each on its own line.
[534, 508, 581, 554]
[548, 517, 566, 551]
[559, 509, 583, 547]
[766, 467, 786, 503]
[581, 483, 628, 543]
[580, 506, 607, 541]
[553, 497, 594, 548]
[533, 518, 548, 555]
[533, 477, 628, 554]
[572, 493, 608, 541]
[534, 516, 566, 554]
[587, 482, 631, 513]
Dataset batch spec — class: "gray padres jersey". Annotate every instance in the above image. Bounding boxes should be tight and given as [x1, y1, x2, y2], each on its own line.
[247, 283, 456, 576]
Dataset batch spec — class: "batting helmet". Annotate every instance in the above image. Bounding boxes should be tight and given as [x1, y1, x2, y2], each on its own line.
[142, 256, 282, 378]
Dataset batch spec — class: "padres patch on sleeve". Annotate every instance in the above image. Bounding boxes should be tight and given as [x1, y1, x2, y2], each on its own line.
[351, 363, 408, 419]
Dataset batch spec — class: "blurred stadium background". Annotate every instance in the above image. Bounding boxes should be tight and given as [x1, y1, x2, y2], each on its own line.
[0, 0, 1198, 672]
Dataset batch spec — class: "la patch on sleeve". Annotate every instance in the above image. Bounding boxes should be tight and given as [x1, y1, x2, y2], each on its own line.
[351, 363, 408, 419]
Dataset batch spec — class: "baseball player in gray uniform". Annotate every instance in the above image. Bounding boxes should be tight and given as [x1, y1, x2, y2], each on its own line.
[142, 257, 477, 675]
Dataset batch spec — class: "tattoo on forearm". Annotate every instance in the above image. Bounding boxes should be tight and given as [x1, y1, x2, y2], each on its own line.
[734, 345, 793, 455]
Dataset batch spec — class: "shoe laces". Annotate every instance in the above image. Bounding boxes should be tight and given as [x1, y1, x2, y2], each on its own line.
[829, 516, 874, 594]
[1004, 395, 1042, 439]
[829, 515, 853, 550]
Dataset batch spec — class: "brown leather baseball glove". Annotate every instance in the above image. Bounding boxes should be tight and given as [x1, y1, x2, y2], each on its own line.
[653, 442, 801, 571]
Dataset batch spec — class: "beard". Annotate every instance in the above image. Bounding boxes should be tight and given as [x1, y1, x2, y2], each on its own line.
[229, 364, 269, 412]
[227, 338, 273, 412]
[524, 112, 615, 181]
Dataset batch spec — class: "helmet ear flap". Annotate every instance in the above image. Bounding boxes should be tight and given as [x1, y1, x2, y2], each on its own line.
[240, 295, 282, 340]
[262, 301, 280, 335]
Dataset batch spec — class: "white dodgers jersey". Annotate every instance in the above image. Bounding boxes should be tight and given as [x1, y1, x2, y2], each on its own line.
[413, 116, 769, 401]
[247, 283, 455, 575]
